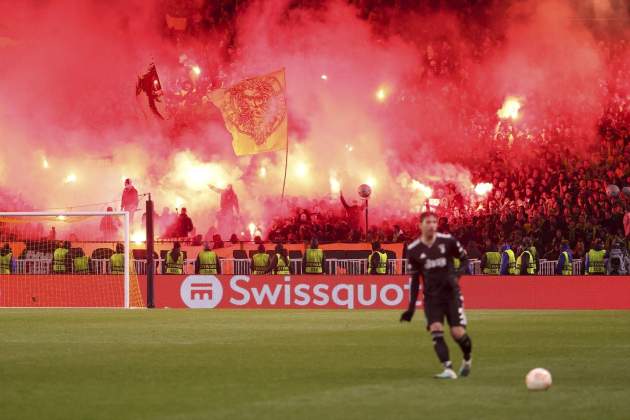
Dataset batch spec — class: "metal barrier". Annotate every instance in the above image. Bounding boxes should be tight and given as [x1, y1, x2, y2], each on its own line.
[324, 259, 366, 275]
[469, 259, 481, 275]
[220, 259, 251, 275]
[538, 259, 556, 276]
[14, 259, 52, 274]
[8, 256, 590, 276]
[387, 259, 407, 275]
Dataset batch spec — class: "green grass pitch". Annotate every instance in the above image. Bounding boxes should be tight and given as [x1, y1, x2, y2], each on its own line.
[1, 309, 629, 420]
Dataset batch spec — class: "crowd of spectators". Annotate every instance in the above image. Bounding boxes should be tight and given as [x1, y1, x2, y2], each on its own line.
[2, 1, 630, 263]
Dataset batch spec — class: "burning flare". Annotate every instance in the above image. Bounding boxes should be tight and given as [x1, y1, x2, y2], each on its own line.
[474, 182, 494, 196]
[497, 96, 522, 120]
[411, 180, 433, 198]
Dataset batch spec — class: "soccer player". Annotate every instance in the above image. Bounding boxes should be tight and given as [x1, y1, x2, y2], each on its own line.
[400, 211, 473, 379]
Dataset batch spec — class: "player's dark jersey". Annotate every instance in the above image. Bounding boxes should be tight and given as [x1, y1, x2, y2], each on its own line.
[406, 233, 467, 299]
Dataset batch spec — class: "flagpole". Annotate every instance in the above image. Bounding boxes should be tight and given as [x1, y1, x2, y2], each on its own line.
[281, 136, 289, 204]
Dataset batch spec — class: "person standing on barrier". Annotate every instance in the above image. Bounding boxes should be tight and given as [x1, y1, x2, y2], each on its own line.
[120, 178, 139, 227]
[110, 243, 125, 274]
[195, 242, 220, 275]
[555, 241, 573, 276]
[481, 242, 501, 275]
[585, 239, 606, 275]
[166, 242, 184, 275]
[251, 244, 270, 275]
[0, 243, 13, 274]
[499, 242, 517, 275]
[267, 243, 291, 275]
[400, 211, 472, 380]
[304, 238, 324, 274]
[368, 241, 388, 275]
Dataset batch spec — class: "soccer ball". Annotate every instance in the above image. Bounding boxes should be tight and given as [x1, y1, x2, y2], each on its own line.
[525, 368, 552, 391]
[357, 183, 372, 199]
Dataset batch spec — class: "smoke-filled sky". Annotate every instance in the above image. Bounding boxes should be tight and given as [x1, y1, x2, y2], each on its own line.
[0, 0, 628, 234]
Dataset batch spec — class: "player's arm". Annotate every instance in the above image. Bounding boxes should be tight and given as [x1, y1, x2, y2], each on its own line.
[400, 256, 421, 322]
[451, 238, 469, 277]
[400, 271, 421, 322]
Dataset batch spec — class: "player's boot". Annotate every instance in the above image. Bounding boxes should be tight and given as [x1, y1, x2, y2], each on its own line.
[459, 359, 472, 377]
[434, 368, 458, 379]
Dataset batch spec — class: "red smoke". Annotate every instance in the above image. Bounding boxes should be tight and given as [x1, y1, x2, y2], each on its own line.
[0, 0, 628, 234]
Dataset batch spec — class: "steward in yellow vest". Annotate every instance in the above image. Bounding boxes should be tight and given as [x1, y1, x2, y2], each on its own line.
[500, 245, 517, 275]
[516, 249, 536, 275]
[196, 242, 220, 275]
[251, 244, 270, 275]
[110, 243, 125, 274]
[267, 243, 290, 275]
[368, 242, 388, 275]
[482, 249, 501, 275]
[556, 242, 573, 276]
[0, 243, 12, 274]
[585, 239, 606, 275]
[303, 238, 324, 274]
[73, 253, 90, 274]
[165, 242, 184, 274]
[53, 241, 71, 273]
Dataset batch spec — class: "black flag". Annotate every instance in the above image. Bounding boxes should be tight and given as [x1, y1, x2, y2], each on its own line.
[136, 63, 165, 120]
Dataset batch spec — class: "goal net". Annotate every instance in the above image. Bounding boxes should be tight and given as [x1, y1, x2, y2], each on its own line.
[0, 212, 144, 308]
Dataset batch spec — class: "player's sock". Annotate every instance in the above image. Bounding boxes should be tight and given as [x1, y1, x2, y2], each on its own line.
[431, 331, 451, 366]
[455, 334, 472, 361]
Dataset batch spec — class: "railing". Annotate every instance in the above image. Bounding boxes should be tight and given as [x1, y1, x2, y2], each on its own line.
[469, 259, 481, 275]
[8, 257, 590, 276]
[538, 259, 556, 275]
[14, 259, 52, 274]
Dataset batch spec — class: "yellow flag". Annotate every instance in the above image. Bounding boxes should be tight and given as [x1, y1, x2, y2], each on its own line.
[210, 69, 288, 156]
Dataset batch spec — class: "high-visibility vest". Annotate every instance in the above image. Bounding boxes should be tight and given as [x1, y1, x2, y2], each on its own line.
[275, 254, 290, 275]
[73, 256, 89, 274]
[304, 248, 323, 274]
[252, 253, 269, 275]
[368, 251, 388, 274]
[483, 252, 501, 275]
[110, 253, 125, 274]
[528, 246, 538, 273]
[587, 249, 606, 275]
[561, 251, 573, 276]
[504, 249, 517, 275]
[0, 252, 12, 274]
[516, 251, 536, 275]
[198, 251, 218, 275]
[166, 250, 184, 274]
[53, 248, 69, 273]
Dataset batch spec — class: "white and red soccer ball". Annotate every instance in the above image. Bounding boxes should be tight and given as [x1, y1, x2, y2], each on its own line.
[525, 368, 552, 391]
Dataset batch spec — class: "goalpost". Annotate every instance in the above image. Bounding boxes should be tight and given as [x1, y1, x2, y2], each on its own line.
[0, 211, 143, 308]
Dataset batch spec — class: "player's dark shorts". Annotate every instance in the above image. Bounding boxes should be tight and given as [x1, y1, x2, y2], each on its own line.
[423, 294, 467, 328]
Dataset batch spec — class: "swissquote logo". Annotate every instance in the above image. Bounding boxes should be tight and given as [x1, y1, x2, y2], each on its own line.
[179, 275, 417, 309]
[180, 275, 223, 308]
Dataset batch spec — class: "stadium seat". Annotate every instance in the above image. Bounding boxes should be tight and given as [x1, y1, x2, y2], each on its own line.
[132, 249, 159, 274]
[288, 250, 303, 274]
[233, 249, 248, 259]
[91, 248, 114, 259]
